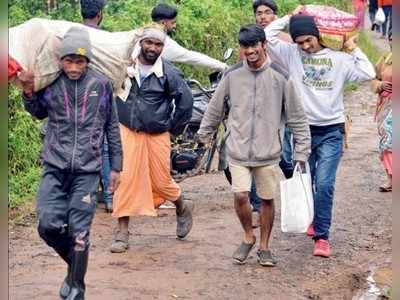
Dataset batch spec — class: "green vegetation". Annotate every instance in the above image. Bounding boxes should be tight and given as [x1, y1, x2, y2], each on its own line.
[358, 31, 381, 65]
[8, 86, 42, 207]
[8, 0, 378, 207]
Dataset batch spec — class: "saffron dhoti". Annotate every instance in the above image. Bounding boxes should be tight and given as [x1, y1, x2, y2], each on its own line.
[112, 125, 181, 218]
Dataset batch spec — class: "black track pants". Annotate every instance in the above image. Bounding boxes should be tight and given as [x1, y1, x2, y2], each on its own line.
[36, 164, 100, 254]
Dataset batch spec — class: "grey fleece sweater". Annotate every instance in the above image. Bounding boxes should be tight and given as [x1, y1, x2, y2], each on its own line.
[198, 59, 311, 167]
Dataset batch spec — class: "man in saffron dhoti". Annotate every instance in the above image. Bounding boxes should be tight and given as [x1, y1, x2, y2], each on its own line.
[110, 25, 194, 253]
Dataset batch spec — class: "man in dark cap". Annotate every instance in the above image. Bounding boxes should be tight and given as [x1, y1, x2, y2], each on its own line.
[265, 7, 375, 258]
[151, 3, 178, 36]
[17, 26, 122, 299]
[41, 0, 112, 214]
[150, 3, 227, 71]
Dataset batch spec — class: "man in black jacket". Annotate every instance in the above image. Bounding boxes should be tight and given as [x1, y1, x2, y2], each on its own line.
[110, 25, 194, 253]
[18, 27, 122, 300]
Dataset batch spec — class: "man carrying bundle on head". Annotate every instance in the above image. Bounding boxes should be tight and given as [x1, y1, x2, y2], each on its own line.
[264, 6, 375, 257]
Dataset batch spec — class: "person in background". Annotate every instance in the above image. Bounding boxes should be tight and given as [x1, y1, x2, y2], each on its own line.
[81, 0, 115, 213]
[145, 2, 228, 210]
[353, 0, 367, 29]
[253, 0, 294, 179]
[151, 3, 227, 71]
[368, 0, 381, 32]
[80, 0, 105, 28]
[371, 31, 392, 192]
[378, 0, 392, 39]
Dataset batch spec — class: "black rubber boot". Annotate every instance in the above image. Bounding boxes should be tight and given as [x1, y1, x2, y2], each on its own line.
[54, 244, 72, 299]
[59, 264, 72, 299]
[65, 248, 89, 300]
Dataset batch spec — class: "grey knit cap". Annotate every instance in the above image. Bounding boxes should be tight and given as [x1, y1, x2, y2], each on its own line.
[59, 26, 93, 61]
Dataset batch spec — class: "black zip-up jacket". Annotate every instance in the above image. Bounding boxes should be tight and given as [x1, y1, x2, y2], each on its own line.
[116, 59, 193, 135]
[23, 69, 123, 173]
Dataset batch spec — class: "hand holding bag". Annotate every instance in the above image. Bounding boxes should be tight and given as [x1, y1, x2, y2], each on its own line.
[280, 162, 314, 233]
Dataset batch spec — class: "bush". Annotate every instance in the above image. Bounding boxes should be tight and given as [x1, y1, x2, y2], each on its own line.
[8, 86, 42, 208]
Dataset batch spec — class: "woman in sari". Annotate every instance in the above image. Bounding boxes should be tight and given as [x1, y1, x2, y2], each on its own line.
[353, 0, 367, 29]
[372, 32, 392, 192]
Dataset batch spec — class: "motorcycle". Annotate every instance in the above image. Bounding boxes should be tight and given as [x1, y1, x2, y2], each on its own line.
[171, 48, 233, 182]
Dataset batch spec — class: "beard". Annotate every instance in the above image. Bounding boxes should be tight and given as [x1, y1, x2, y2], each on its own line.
[166, 28, 176, 37]
[140, 47, 160, 64]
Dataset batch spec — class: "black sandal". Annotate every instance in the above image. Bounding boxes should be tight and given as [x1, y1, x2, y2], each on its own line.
[232, 238, 256, 264]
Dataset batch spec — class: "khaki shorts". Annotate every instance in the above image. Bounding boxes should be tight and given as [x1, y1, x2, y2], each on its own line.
[229, 163, 280, 200]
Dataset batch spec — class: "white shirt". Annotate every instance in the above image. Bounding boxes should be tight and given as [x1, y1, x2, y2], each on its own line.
[162, 37, 227, 71]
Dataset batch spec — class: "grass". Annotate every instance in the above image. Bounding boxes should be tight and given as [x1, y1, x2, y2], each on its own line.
[345, 31, 380, 92]
[358, 31, 381, 65]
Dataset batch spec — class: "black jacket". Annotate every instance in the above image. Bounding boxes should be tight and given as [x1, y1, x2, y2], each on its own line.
[116, 59, 193, 135]
[23, 69, 123, 173]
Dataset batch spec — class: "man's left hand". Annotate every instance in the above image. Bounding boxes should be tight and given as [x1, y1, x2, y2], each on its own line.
[290, 5, 304, 16]
[108, 171, 121, 193]
[343, 34, 359, 53]
[194, 133, 212, 148]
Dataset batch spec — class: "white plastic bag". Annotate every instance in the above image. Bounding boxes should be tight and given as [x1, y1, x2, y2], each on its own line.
[280, 163, 314, 233]
[374, 8, 386, 26]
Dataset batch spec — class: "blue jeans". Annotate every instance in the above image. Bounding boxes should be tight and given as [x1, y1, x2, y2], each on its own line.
[100, 142, 113, 205]
[250, 179, 261, 212]
[279, 127, 294, 179]
[369, 8, 381, 32]
[381, 5, 392, 37]
[308, 127, 344, 240]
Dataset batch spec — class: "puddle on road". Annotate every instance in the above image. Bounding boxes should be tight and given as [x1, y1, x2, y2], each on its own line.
[352, 266, 392, 300]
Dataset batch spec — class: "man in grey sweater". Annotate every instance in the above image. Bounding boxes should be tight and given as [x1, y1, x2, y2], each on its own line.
[197, 25, 311, 266]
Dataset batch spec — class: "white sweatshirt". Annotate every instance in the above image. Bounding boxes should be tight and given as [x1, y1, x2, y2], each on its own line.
[265, 15, 376, 126]
[163, 37, 228, 71]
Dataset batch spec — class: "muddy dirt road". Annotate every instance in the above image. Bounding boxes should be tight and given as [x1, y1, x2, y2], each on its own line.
[9, 79, 392, 300]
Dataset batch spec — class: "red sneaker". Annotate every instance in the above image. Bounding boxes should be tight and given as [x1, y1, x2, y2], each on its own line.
[306, 224, 315, 237]
[313, 239, 331, 258]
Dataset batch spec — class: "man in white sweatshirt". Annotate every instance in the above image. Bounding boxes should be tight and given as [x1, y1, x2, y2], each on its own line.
[265, 10, 375, 257]
[151, 3, 227, 71]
